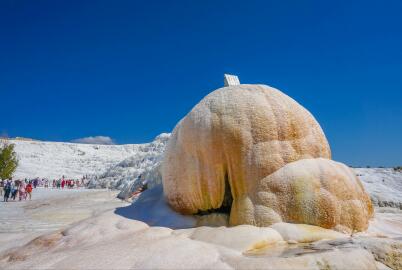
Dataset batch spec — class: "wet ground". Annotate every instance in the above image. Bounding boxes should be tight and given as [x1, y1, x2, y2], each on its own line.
[245, 238, 357, 258]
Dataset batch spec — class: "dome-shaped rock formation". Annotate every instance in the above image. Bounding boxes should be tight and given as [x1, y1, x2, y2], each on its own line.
[162, 83, 373, 232]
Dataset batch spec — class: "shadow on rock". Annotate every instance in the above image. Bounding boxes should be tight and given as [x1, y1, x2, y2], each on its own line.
[114, 185, 197, 229]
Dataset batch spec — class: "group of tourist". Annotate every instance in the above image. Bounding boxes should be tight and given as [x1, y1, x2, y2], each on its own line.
[0, 176, 89, 202]
[51, 178, 85, 189]
[0, 179, 33, 202]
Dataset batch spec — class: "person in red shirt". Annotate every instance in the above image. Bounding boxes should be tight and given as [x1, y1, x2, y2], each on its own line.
[61, 179, 65, 189]
[26, 183, 33, 200]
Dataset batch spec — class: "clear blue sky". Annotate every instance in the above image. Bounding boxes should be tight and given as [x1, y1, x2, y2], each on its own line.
[1, 0, 401, 166]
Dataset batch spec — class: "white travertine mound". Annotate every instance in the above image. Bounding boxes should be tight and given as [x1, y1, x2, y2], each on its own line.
[10, 133, 170, 196]
[89, 133, 170, 193]
[162, 84, 373, 232]
[356, 168, 402, 209]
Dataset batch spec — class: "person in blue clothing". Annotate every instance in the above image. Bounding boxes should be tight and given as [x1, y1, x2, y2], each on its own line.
[3, 180, 11, 202]
[10, 181, 18, 201]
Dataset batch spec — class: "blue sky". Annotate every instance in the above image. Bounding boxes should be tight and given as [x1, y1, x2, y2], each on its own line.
[1, 0, 401, 166]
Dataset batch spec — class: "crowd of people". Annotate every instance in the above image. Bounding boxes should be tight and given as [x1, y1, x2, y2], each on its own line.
[0, 176, 89, 202]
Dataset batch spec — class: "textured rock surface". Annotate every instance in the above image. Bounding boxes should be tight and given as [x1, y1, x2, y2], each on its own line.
[162, 84, 373, 232]
[2, 208, 396, 270]
[10, 133, 170, 192]
[244, 158, 374, 232]
[88, 133, 170, 193]
[174, 225, 284, 252]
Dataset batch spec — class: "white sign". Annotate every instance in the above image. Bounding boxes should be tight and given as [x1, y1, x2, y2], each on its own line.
[224, 74, 240, 86]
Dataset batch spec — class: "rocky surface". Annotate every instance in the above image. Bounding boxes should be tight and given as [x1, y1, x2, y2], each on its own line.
[0, 190, 400, 270]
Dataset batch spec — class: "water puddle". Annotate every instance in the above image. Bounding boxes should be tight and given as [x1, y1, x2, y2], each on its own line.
[245, 239, 355, 258]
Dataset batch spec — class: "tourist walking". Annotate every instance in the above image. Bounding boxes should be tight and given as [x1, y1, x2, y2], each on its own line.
[33, 178, 38, 188]
[18, 182, 26, 201]
[26, 182, 33, 200]
[11, 182, 18, 200]
[3, 180, 11, 202]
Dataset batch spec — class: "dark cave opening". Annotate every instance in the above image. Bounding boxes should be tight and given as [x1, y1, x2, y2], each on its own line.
[196, 172, 233, 215]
